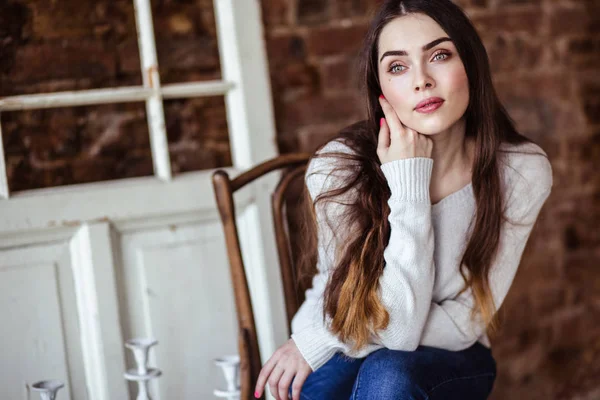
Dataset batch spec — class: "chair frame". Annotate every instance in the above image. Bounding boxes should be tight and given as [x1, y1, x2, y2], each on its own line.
[212, 152, 312, 399]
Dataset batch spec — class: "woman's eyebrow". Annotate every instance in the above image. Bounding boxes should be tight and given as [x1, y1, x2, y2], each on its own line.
[379, 37, 452, 63]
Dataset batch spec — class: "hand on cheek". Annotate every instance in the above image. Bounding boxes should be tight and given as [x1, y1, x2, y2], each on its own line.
[379, 95, 417, 132]
[377, 95, 433, 164]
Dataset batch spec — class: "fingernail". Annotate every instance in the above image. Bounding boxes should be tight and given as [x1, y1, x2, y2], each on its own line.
[254, 391, 259, 398]
[380, 118, 385, 127]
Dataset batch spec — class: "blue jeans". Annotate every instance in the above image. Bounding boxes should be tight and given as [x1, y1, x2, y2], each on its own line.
[289, 342, 496, 399]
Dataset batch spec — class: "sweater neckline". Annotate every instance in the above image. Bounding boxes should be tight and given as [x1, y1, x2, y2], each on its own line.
[431, 181, 473, 211]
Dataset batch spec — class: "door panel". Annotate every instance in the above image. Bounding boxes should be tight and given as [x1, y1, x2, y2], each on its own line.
[117, 219, 238, 399]
[0, 242, 85, 400]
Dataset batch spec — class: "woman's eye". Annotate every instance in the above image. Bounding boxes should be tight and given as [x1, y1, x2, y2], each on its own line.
[389, 64, 405, 74]
[432, 52, 450, 61]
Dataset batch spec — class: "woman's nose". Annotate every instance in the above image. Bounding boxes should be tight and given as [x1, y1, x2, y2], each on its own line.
[414, 68, 435, 91]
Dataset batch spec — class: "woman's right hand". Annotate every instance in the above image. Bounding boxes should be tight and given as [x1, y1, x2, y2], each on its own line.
[377, 95, 433, 164]
[254, 338, 312, 400]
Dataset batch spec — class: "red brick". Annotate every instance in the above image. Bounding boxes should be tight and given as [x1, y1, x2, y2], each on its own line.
[565, 36, 600, 69]
[159, 69, 222, 86]
[10, 40, 117, 83]
[169, 145, 227, 173]
[530, 283, 567, 317]
[266, 34, 307, 63]
[454, 0, 489, 9]
[472, 8, 544, 36]
[162, 97, 231, 172]
[197, 7, 218, 38]
[116, 39, 142, 75]
[27, 1, 137, 40]
[164, 97, 229, 144]
[277, 134, 301, 154]
[28, 2, 101, 39]
[494, 73, 582, 140]
[483, 34, 543, 73]
[498, 292, 536, 336]
[297, 0, 331, 26]
[296, 120, 356, 152]
[280, 92, 363, 131]
[494, 72, 576, 100]
[499, 330, 548, 382]
[270, 62, 320, 92]
[305, 23, 369, 57]
[320, 56, 361, 93]
[334, 0, 384, 18]
[152, 6, 198, 37]
[548, 4, 597, 37]
[563, 249, 600, 299]
[156, 37, 220, 72]
[259, 0, 291, 28]
[550, 306, 598, 348]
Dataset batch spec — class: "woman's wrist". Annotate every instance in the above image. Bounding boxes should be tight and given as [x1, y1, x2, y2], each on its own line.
[380, 157, 433, 203]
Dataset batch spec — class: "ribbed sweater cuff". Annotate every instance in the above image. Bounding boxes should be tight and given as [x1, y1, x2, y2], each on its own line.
[380, 157, 433, 203]
[291, 326, 338, 372]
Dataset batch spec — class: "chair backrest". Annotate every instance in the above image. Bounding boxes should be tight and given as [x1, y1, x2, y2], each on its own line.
[212, 153, 311, 400]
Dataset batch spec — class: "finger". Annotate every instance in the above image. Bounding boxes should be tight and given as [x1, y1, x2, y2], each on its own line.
[278, 369, 295, 400]
[425, 136, 434, 157]
[268, 364, 285, 400]
[378, 96, 404, 142]
[377, 117, 390, 151]
[255, 354, 279, 398]
[291, 369, 311, 400]
[403, 124, 419, 142]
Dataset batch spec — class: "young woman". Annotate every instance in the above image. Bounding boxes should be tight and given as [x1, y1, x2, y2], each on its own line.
[255, 0, 553, 399]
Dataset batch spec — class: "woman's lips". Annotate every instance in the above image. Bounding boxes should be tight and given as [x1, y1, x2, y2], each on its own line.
[415, 100, 444, 114]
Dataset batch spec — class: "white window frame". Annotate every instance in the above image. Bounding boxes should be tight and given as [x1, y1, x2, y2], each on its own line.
[0, 0, 278, 199]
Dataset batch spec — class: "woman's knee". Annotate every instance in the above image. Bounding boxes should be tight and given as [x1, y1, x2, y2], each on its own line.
[292, 352, 364, 400]
[351, 349, 429, 399]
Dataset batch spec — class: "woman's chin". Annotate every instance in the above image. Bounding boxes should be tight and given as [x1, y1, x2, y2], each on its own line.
[407, 116, 459, 136]
[407, 123, 448, 136]
[407, 110, 467, 135]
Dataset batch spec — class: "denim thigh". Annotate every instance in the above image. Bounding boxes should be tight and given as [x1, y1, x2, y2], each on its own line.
[350, 342, 497, 400]
[288, 352, 364, 400]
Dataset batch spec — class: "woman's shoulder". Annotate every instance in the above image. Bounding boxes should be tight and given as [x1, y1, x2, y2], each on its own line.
[499, 141, 553, 188]
[306, 138, 357, 191]
[308, 121, 368, 174]
[498, 140, 554, 216]
[315, 120, 368, 157]
[313, 120, 368, 158]
[315, 138, 356, 157]
[305, 123, 366, 198]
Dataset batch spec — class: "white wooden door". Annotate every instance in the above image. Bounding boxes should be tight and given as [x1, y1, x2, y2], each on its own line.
[0, 1, 287, 399]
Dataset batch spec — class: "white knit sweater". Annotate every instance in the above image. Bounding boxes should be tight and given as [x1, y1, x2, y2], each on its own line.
[290, 139, 553, 372]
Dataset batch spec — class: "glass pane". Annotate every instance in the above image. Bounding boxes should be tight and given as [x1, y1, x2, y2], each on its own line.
[152, 0, 222, 84]
[1, 103, 153, 192]
[0, 0, 142, 97]
[164, 97, 231, 173]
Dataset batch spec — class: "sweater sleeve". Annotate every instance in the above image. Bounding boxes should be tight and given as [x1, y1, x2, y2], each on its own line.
[291, 140, 436, 371]
[419, 150, 553, 349]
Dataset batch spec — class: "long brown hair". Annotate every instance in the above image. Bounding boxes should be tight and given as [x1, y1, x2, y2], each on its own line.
[297, 0, 545, 352]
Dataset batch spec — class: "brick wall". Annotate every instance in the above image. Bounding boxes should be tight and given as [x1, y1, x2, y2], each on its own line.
[1, 0, 598, 398]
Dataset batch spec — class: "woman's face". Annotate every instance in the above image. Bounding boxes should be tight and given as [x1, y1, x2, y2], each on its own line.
[377, 14, 469, 136]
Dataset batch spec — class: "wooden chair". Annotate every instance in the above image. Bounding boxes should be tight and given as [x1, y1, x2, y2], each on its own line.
[212, 153, 312, 399]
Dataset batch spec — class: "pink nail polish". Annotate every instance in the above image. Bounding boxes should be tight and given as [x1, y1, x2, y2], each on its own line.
[254, 391, 260, 398]
[380, 118, 385, 126]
